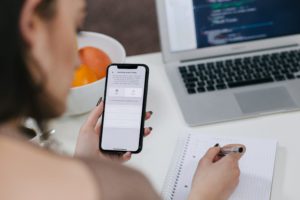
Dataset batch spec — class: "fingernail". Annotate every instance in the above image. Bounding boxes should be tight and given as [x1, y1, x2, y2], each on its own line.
[214, 143, 219, 147]
[238, 147, 244, 153]
[149, 127, 153, 131]
[149, 111, 153, 115]
[96, 97, 103, 106]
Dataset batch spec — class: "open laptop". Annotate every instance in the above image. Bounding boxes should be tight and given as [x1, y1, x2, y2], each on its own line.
[155, 0, 300, 126]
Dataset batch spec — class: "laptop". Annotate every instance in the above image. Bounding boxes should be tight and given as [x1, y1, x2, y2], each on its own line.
[155, 0, 300, 126]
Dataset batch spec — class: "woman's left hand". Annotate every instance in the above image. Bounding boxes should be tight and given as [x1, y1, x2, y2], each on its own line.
[75, 99, 153, 163]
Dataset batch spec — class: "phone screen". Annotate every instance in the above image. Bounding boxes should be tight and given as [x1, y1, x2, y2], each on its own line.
[100, 65, 147, 152]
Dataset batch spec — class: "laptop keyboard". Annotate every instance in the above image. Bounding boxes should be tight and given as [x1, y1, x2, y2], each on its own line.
[179, 50, 300, 94]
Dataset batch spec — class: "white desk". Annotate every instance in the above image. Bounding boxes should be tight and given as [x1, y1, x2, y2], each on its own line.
[51, 52, 300, 200]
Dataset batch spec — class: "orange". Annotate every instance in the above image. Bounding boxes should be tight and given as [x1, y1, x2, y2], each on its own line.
[72, 64, 98, 88]
[79, 47, 112, 79]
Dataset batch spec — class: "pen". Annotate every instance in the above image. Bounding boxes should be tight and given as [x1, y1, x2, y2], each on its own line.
[218, 146, 244, 157]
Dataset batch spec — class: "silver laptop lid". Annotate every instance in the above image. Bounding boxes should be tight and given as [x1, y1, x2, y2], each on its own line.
[156, 0, 300, 63]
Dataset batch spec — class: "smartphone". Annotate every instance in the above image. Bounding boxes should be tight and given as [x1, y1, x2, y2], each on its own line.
[99, 64, 149, 154]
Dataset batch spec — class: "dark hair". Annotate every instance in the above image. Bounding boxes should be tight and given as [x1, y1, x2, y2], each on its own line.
[0, 0, 56, 135]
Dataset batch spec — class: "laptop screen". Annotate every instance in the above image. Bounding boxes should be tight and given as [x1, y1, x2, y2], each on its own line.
[165, 0, 300, 52]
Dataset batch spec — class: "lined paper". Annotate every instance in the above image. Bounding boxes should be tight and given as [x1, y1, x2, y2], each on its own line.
[163, 133, 277, 200]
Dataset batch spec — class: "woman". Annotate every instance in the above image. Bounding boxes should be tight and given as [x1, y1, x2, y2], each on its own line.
[0, 0, 245, 200]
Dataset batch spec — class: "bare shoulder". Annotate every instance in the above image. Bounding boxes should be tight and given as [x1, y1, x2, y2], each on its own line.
[0, 136, 99, 200]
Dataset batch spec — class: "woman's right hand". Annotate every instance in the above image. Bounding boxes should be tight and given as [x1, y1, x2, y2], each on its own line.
[188, 144, 246, 200]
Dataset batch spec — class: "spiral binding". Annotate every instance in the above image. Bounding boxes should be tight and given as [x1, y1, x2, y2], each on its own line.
[162, 134, 191, 200]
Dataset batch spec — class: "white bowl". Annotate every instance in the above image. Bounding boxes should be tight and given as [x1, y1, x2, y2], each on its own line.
[65, 32, 126, 116]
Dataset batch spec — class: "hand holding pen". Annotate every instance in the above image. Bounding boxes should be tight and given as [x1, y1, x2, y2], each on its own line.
[213, 143, 246, 163]
[189, 143, 246, 200]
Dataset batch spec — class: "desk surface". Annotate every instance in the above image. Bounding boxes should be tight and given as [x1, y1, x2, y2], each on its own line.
[51, 52, 300, 200]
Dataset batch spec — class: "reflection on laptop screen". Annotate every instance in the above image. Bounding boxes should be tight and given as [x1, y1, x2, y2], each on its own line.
[166, 0, 300, 52]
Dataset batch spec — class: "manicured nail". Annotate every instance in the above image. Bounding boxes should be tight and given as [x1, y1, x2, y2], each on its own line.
[149, 111, 153, 115]
[214, 143, 219, 147]
[238, 147, 244, 153]
[96, 97, 103, 106]
[149, 127, 153, 131]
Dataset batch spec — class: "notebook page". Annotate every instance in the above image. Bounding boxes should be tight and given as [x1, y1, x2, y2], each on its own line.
[168, 134, 277, 200]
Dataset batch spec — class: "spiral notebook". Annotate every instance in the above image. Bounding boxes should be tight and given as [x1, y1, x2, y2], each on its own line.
[162, 133, 277, 200]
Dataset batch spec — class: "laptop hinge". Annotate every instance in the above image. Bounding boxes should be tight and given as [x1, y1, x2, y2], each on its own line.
[181, 43, 299, 63]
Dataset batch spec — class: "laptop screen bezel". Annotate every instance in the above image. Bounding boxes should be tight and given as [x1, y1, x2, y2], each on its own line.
[156, 0, 300, 63]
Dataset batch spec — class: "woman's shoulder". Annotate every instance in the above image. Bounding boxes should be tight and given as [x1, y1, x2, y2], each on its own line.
[0, 135, 99, 200]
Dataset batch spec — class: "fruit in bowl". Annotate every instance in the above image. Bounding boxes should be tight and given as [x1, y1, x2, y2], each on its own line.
[72, 64, 98, 88]
[66, 32, 126, 116]
[79, 47, 112, 79]
[72, 47, 112, 88]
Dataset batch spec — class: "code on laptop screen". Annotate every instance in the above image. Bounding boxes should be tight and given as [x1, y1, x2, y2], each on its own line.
[165, 0, 300, 52]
